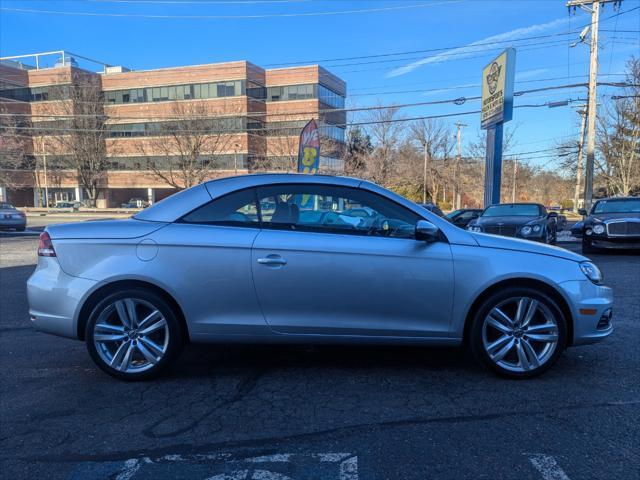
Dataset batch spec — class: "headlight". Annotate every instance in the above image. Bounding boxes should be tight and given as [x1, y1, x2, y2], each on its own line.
[532, 224, 542, 233]
[593, 224, 605, 235]
[521, 226, 532, 235]
[580, 261, 603, 285]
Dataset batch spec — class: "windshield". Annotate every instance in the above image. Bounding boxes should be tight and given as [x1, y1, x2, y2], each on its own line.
[593, 199, 640, 214]
[446, 209, 463, 219]
[482, 204, 541, 217]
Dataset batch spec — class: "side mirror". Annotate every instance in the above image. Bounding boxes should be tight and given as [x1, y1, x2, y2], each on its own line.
[548, 212, 558, 218]
[578, 208, 587, 216]
[415, 220, 439, 242]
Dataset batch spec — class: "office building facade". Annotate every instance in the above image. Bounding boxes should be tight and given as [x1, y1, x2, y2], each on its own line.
[0, 52, 346, 207]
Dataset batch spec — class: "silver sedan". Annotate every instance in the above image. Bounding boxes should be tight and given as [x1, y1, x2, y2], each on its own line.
[27, 174, 613, 380]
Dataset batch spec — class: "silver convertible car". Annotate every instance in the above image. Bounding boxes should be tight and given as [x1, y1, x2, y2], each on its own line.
[27, 174, 613, 380]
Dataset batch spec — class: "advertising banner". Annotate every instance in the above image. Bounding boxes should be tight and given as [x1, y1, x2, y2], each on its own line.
[297, 119, 320, 174]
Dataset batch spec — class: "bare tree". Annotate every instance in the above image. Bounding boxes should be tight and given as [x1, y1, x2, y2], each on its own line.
[408, 118, 450, 202]
[365, 105, 403, 185]
[595, 57, 640, 196]
[143, 102, 241, 189]
[0, 107, 32, 189]
[43, 74, 109, 207]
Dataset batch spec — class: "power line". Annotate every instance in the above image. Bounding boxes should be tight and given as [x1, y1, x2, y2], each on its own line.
[0, 1, 459, 19]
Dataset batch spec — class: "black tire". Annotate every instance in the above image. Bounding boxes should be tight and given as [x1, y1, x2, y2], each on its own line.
[582, 237, 597, 255]
[85, 288, 183, 381]
[549, 227, 557, 245]
[469, 287, 567, 379]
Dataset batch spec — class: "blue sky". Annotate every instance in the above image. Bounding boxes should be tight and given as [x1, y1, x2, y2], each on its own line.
[1, 0, 639, 168]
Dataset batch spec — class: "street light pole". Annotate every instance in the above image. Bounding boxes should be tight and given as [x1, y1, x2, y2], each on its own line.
[41, 137, 49, 209]
[574, 106, 588, 212]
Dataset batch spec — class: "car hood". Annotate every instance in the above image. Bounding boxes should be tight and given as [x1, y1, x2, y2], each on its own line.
[588, 212, 640, 222]
[474, 215, 541, 226]
[47, 218, 168, 240]
[471, 232, 586, 262]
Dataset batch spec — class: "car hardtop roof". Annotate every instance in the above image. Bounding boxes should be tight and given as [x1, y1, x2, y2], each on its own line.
[204, 173, 364, 187]
[486, 202, 545, 208]
[594, 196, 638, 202]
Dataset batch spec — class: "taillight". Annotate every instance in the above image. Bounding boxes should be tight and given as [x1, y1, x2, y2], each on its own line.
[38, 231, 56, 257]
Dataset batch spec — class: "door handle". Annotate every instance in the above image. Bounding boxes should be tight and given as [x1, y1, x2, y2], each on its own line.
[257, 256, 287, 266]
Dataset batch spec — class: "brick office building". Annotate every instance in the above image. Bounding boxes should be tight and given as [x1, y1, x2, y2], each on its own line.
[0, 52, 346, 208]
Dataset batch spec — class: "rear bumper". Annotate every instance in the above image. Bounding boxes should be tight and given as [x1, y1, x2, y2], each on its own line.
[560, 280, 614, 346]
[27, 257, 98, 339]
[0, 218, 26, 229]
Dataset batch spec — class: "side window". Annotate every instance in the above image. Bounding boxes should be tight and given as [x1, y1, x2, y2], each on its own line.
[256, 184, 420, 239]
[181, 188, 259, 227]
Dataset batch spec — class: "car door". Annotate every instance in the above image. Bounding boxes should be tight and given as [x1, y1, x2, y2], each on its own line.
[152, 187, 268, 339]
[251, 183, 454, 338]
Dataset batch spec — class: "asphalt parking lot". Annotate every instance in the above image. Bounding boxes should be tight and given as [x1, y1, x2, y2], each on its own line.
[0, 234, 638, 480]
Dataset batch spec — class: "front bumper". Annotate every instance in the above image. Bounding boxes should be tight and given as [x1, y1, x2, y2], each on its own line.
[587, 234, 640, 249]
[560, 280, 614, 346]
[27, 256, 99, 339]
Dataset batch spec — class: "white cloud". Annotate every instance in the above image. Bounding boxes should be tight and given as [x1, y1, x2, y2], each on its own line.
[516, 68, 550, 81]
[387, 18, 569, 78]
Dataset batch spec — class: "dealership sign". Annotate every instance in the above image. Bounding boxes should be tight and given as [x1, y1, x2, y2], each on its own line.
[481, 48, 516, 129]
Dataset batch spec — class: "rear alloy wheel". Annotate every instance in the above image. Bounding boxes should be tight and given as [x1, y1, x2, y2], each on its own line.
[86, 289, 183, 380]
[470, 288, 567, 378]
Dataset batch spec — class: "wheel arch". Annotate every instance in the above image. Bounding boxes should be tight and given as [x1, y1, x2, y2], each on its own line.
[76, 279, 189, 342]
[462, 277, 574, 348]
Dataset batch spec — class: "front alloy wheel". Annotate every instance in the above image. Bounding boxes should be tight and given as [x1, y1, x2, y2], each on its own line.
[86, 289, 182, 380]
[470, 288, 567, 378]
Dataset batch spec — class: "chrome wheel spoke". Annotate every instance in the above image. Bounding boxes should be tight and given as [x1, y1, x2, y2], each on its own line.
[115, 300, 134, 329]
[95, 323, 125, 334]
[139, 337, 164, 357]
[521, 299, 538, 328]
[525, 332, 558, 342]
[110, 340, 131, 370]
[136, 341, 159, 365]
[516, 341, 531, 370]
[139, 316, 166, 336]
[490, 338, 515, 362]
[515, 298, 528, 324]
[521, 339, 540, 369]
[490, 307, 514, 328]
[486, 315, 512, 334]
[95, 333, 128, 342]
[526, 323, 557, 334]
[137, 310, 162, 330]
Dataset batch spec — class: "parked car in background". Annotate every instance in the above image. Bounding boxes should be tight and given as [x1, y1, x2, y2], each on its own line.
[55, 201, 87, 211]
[579, 197, 640, 254]
[446, 208, 483, 228]
[28, 174, 613, 381]
[0, 202, 26, 231]
[417, 202, 444, 217]
[121, 197, 149, 209]
[467, 203, 558, 244]
[570, 221, 583, 238]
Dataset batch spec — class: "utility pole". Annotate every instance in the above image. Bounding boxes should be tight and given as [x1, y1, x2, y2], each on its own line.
[567, 0, 622, 211]
[422, 143, 429, 204]
[454, 123, 467, 210]
[573, 106, 588, 212]
[511, 158, 518, 203]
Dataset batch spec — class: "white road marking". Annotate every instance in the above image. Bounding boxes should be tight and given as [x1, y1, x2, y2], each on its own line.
[528, 454, 571, 480]
[115, 452, 358, 480]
